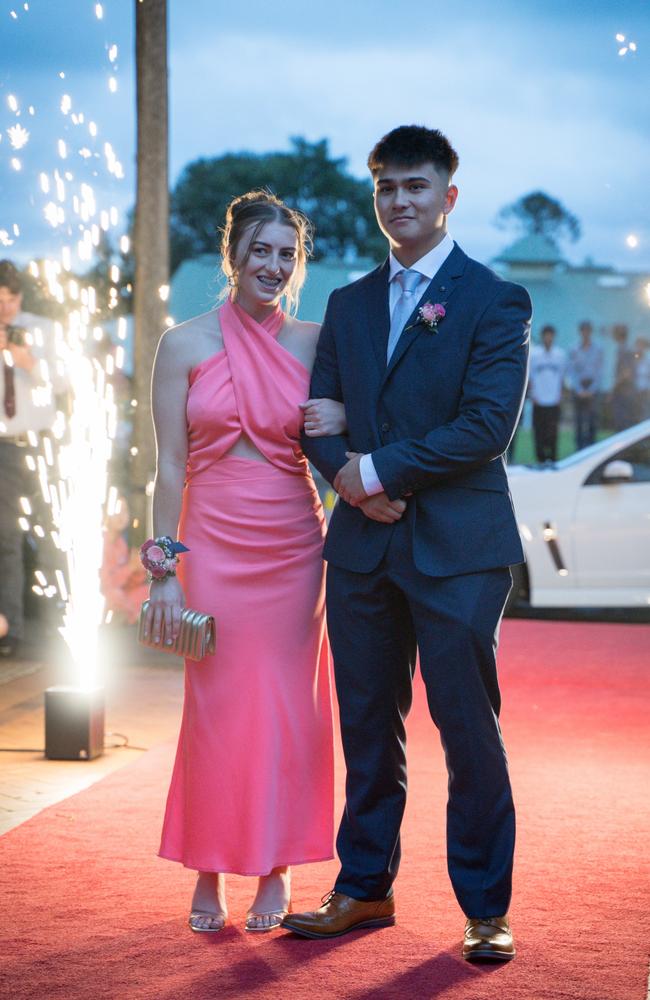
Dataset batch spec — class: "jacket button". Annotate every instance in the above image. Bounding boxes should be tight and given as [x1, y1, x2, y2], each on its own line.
[381, 422, 390, 433]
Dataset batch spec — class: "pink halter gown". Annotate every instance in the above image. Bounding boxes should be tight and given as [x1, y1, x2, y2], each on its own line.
[159, 300, 334, 875]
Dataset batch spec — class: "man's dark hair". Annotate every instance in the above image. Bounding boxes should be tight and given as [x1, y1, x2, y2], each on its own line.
[541, 324, 556, 336]
[367, 125, 459, 178]
[0, 259, 22, 295]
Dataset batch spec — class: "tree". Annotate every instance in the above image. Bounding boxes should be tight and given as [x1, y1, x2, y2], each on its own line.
[82, 233, 132, 321]
[132, 0, 169, 539]
[18, 238, 131, 322]
[495, 191, 581, 244]
[169, 137, 385, 272]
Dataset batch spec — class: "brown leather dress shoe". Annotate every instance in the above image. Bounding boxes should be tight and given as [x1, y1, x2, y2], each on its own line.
[281, 890, 395, 939]
[462, 915, 515, 961]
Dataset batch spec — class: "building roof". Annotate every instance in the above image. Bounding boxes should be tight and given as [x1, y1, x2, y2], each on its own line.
[169, 255, 375, 326]
[169, 254, 223, 320]
[169, 246, 650, 390]
[493, 247, 650, 387]
[494, 234, 565, 266]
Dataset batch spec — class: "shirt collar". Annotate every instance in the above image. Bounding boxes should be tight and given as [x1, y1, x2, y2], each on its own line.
[389, 232, 455, 283]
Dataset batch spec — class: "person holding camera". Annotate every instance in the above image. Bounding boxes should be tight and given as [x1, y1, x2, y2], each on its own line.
[0, 259, 65, 657]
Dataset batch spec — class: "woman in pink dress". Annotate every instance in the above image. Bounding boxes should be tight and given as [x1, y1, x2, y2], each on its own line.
[143, 191, 342, 933]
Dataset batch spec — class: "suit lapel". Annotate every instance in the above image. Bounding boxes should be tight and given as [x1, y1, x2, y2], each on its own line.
[362, 259, 391, 373]
[382, 243, 468, 386]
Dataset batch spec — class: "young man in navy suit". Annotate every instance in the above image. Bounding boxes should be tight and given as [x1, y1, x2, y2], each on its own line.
[283, 126, 531, 961]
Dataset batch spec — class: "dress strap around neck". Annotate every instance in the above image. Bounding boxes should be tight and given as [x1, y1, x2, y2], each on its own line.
[225, 298, 285, 338]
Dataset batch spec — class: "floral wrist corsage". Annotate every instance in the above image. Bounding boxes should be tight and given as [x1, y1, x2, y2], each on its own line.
[140, 535, 190, 580]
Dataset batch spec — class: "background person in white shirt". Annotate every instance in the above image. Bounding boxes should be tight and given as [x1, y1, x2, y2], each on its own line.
[529, 324, 566, 463]
[0, 260, 66, 657]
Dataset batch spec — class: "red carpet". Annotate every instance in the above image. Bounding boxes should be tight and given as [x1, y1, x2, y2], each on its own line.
[1, 620, 649, 1000]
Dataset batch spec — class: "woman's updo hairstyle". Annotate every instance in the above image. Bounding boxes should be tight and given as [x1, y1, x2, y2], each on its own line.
[220, 189, 313, 314]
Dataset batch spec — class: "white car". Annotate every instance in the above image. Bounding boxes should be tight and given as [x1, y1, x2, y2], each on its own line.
[506, 419, 650, 609]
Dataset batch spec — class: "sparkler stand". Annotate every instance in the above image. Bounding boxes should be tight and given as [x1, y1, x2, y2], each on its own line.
[44, 686, 105, 761]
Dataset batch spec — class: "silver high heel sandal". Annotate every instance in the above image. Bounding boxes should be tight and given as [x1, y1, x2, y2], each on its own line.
[188, 910, 227, 933]
[245, 902, 292, 933]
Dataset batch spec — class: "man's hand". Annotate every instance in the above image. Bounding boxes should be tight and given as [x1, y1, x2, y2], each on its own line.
[334, 451, 367, 506]
[8, 343, 36, 372]
[358, 492, 407, 523]
[0, 326, 36, 372]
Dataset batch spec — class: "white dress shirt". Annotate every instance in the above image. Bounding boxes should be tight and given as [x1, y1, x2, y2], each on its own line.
[0, 311, 68, 437]
[529, 344, 567, 407]
[359, 234, 455, 497]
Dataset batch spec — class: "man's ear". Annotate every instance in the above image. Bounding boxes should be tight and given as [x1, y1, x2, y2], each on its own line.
[444, 185, 459, 215]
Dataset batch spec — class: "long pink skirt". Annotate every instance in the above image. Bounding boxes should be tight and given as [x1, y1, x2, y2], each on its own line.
[159, 455, 334, 875]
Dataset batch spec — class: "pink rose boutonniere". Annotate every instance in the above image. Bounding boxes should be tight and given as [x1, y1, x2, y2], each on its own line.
[405, 301, 446, 335]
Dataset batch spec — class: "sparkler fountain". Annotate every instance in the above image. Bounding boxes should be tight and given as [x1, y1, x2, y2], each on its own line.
[2, 2, 133, 758]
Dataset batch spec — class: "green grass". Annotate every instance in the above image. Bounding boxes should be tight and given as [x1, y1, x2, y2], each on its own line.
[509, 427, 613, 465]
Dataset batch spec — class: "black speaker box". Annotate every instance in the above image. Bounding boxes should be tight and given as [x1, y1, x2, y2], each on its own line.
[44, 686, 105, 760]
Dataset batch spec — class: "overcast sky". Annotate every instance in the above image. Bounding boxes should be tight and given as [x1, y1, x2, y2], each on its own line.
[1, 0, 649, 274]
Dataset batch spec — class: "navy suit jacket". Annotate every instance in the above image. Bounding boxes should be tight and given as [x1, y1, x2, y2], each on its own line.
[302, 243, 532, 577]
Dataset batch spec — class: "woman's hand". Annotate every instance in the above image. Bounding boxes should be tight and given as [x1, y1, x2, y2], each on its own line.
[300, 398, 347, 436]
[142, 575, 185, 646]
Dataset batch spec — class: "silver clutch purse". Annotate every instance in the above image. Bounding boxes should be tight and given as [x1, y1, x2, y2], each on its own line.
[138, 600, 216, 661]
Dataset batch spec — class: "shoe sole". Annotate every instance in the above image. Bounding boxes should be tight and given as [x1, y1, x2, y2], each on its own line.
[281, 915, 396, 939]
[463, 949, 516, 962]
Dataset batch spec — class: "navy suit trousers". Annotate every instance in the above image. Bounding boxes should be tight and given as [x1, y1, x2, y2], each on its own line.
[327, 517, 515, 918]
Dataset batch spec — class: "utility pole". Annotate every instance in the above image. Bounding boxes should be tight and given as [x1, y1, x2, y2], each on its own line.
[131, 0, 169, 537]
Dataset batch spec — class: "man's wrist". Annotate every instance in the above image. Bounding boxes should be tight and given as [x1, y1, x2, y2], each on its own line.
[359, 454, 384, 496]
